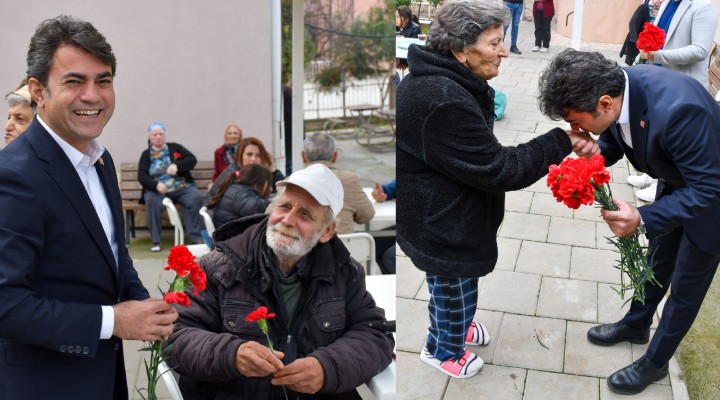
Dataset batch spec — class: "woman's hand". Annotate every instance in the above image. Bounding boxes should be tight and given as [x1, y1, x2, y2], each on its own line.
[567, 130, 599, 158]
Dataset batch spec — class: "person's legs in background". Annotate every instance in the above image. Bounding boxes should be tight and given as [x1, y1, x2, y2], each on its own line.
[540, 14, 552, 51]
[532, 10, 545, 51]
[143, 190, 165, 251]
[168, 185, 204, 244]
[503, 2, 523, 54]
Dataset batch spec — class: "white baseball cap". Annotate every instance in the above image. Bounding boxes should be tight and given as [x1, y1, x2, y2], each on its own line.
[277, 163, 344, 216]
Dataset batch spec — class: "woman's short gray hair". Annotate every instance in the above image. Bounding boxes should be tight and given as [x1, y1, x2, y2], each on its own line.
[426, 0, 509, 56]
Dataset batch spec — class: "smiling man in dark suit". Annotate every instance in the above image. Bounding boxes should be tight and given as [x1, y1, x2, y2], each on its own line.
[0, 15, 177, 399]
[538, 48, 720, 395]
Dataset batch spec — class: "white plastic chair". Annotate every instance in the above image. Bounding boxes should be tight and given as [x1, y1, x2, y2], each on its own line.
[162, 198, 210, 258]
[199, 206, 215, 237]
[338, 232, 379, 275]
[158, 361, 183, 400]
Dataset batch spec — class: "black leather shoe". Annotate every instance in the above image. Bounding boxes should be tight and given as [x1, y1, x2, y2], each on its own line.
[608, 356, 668, 395]
[510, 45, 522, 55]
[587, 321, 650, 346]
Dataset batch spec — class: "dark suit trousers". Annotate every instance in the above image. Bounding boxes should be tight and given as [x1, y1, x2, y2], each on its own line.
[622, 225, 720, 365]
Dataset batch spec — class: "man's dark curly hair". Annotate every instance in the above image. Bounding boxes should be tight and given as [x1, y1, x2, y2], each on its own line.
[538, 49, 625, 120]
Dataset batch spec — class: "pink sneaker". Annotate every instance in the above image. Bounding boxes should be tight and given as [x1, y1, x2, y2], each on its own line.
[420, 346, 484, 379]
[466, 321, 490, 346]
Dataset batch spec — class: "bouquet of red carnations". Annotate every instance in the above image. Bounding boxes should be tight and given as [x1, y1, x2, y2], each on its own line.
[547, 155, 658, 304]
[636, 22, 666, 64]
[138, 245, 207, 400]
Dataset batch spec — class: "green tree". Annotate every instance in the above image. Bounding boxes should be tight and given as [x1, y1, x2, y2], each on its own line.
[314, 0, 395, 107]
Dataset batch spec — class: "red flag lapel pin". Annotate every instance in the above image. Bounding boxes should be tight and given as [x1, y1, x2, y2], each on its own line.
[640, 120, 646, 129]
[98, 157, 104, 166]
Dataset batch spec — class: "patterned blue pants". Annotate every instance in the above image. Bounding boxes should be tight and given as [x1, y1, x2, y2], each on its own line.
[425, 274, 479, 361]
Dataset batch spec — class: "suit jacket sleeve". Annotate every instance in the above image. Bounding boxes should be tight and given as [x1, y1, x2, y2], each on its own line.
[0, 166, 103, 354]
[597, 128, 626, 167]
[638, 104, 720, 235]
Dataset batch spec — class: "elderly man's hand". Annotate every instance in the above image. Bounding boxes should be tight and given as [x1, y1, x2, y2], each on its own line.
[156, 182, 168, 194]
[371, 183, 388, 202]
[600, 197, 642, 237]
[235, 341, 285, 377]
[271, 356, 325, 394]
[567, 130, 599, 158]
[166, 163, 178, 176]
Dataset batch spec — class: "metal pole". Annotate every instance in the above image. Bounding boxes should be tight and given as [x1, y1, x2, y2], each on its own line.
[271, 0, 284, 166]
[571, 0, 584, 50]
[291, 0, 305, 173]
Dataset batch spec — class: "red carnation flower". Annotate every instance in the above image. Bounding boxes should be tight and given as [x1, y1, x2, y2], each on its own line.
[164, 291, 190, 307]
[636, 22, 666, 53]
[173, 152, 182, 159]
[246, 306, 276, 322]
[165, 245, 197, 277]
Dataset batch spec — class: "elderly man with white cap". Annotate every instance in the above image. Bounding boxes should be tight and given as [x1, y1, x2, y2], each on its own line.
[166, 163, 395, 400]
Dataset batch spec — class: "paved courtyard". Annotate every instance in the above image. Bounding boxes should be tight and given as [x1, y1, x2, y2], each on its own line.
[395, 19, 687, 400]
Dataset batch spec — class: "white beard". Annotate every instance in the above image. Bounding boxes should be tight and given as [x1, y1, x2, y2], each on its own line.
[266, 221, 322, 260]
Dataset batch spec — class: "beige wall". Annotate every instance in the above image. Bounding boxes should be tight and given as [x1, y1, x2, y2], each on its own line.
[557, 0, 720, 45]
[0, 1, 273, 165]
[555, 0, 638, 44]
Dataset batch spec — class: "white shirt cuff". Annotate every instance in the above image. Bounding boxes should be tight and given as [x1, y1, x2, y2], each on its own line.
[100, 305, 115, 339]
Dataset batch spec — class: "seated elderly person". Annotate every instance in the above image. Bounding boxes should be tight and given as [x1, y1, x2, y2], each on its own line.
[4, 80, 35, 147]
[138, 122, 204, 252]
[301, 132, 375, 234]
[166, 164, 394, 399]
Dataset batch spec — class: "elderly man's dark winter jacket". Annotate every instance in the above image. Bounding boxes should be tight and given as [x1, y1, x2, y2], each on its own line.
[396, 44, 572, 278]
[166, 214, 394, 400]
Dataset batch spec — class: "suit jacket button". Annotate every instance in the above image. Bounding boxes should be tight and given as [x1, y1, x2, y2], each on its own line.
[75, 346, 82, 353]
[114, 343, 120, 351]
[59, 345, 67, 352]
[82, 346, 90, 355]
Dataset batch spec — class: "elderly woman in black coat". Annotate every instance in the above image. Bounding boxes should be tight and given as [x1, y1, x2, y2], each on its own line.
[396, 0, 591, 379]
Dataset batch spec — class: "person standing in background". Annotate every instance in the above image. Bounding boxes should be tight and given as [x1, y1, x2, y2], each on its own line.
[503, 0, 524, 55]
[531, 0, 554, 53]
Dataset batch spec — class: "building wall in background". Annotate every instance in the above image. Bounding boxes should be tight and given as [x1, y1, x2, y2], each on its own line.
[0, 1, 273, 166]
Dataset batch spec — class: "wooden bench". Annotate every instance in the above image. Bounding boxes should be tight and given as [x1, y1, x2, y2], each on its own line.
[120, 161, 214, 246]
[323, 117, 354, 138]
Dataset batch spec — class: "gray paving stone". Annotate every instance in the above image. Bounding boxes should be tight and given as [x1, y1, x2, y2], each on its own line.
[573, 203, 605, 222]
[396, 254, 425, 299]
[478, 270, 541, 315]
[396, 297, 430, 353]
[598, 283, 632, 324]
[570, 247, 623, 284]
[505, 190, 533, 213]
[515, 240, 571, 278]
[564, 321, 634, 378]
[397, 350, 447, 400]
[523, 370, 599, 400]
[529, 192, 575, 218]
[493, 314, 566, 372]
[498, 212, 550, 242]
[496, 237, 522, 271]
[596, 222, 617, 250]
[444, 364, 526, 400]
[536, 277, 597, 322]
[547, 217, 598, 248]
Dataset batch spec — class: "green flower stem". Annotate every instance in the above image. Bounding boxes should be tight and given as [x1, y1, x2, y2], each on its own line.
[261, 327, 289, 400]
[593, 183, 659, 304]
